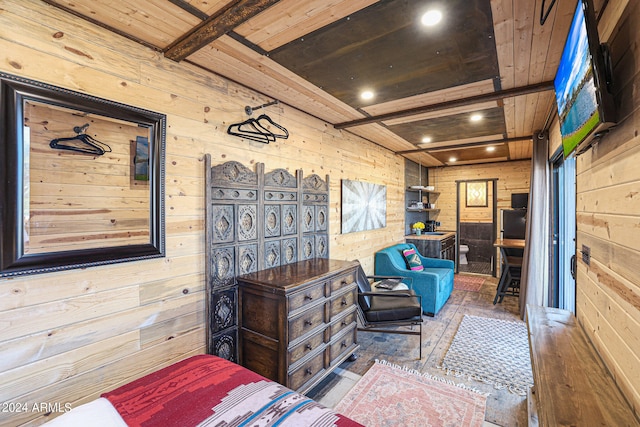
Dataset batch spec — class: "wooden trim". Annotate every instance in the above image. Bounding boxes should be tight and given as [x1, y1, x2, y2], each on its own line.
[396, 136, 533, 155]
[164, 0, 282, 61]
[227, 31, 270, 56]
[334, 81, 555, 129]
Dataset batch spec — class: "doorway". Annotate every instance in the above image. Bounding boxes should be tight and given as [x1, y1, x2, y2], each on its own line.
[456, 179, 498, 276]
[550, 153, 576, 312]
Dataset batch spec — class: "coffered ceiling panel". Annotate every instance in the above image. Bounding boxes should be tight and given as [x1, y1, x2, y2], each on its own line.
[428, 143, 510, 165]
[268, 0, 499, 109]
[388, 107, 506, 146]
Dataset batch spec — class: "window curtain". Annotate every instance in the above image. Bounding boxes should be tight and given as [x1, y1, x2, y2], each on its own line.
[520, 131, 550, 319]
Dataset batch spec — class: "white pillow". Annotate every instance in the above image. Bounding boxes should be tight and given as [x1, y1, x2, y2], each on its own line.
[41, 398, 127, 427]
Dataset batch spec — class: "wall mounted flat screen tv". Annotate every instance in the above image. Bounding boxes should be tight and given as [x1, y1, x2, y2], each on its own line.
[554, 0, 615, 158]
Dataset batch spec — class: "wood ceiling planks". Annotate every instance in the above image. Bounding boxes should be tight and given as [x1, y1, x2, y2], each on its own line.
[45, 0, 202, 49]
[234, 0, 378, 51]
[508, 139, 533, 160]
[183, 0, 238, 16]
[491, 0, 575, 139]
[39, 0, 578, 165]
[188, 35, 363, 123]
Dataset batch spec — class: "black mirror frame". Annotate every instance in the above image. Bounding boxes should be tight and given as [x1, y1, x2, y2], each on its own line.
[0, 72, 165, 277]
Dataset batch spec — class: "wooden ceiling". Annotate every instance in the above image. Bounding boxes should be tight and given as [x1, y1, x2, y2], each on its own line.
[42, 0, 581, 167]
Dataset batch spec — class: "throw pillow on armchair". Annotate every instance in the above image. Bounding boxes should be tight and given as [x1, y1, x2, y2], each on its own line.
[402, 248, 424, 271]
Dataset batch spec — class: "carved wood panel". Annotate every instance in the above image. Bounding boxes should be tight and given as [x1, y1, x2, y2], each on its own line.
[204, 156, 329, 360]
[282, 205, 297, 235]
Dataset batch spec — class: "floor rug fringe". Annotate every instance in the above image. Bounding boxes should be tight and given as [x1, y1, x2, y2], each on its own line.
[374, 359, 489, 396]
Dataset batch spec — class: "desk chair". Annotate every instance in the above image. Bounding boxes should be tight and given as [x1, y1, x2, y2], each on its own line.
[494, 254, 522, 304]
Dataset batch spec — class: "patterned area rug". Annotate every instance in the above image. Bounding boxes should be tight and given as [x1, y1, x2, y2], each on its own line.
[454, 274, 485, 292]
[440, 315, 534, 395]
[334, 360, 487, 427]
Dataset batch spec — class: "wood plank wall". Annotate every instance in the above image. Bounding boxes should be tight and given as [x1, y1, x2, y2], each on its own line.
[25, 102, 151, 253]
[0, 1, 406, 425]
[562, 0, 640, 416]
[428, 161, 531, 233]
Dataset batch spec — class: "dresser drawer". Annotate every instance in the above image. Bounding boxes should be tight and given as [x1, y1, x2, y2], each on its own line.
[288, 350, 325, 391]
[288, 282, 325, 312]
[288, 304, 325, 342]
[288, 329, 325, 365]
[330, 271, 356, 293]
[329, 326, 357, 364]
[329, 309, 356, 338]
[329, 288, 356, 318]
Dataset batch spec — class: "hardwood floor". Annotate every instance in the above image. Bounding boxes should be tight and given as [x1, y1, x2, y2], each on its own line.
[307, 274, 528, 427]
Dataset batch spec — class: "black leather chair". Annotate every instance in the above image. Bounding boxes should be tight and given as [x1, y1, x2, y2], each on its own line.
[354, 265, 423, 359]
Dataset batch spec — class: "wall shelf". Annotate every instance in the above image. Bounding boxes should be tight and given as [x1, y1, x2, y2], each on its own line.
[407, 208, 441, 212]
[405, 159, 439, 235]
[406, 188, 440, 196]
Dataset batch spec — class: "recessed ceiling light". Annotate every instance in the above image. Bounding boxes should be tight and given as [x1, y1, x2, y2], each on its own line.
[421, 136, 432, 143]
[470, 113, 483, 122]
[449, 157, 457, 162]
[421, 9, 443, 26]
[360, 90, 374, 100]
[486, 146, 496, 152]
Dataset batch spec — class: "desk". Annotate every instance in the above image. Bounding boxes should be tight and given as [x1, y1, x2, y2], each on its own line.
[493, 238, 525, 304]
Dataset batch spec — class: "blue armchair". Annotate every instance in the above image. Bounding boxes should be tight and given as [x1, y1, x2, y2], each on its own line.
[374, 243, 454, 316]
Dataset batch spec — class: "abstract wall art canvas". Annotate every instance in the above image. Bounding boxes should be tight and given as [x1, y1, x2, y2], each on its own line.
[341, 179, 386, 233]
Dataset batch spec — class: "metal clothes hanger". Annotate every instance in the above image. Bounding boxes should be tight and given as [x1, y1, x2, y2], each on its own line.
[255, 114, 289, 140]
[227, 117, 277, 143]
[226, 100, 288, 144]
[49, 123, 112, 155]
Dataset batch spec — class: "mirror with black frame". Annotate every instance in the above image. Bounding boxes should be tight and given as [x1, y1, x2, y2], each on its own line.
[0, 73, 165, 277]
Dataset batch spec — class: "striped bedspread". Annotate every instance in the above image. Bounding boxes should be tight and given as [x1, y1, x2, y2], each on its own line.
[101, 354, 362, 427]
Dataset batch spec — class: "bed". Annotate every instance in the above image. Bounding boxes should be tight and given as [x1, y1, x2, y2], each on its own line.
[43, 354, 362, 426]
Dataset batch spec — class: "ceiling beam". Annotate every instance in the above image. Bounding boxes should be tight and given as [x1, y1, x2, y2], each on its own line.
[395, 136, 533, 154]
[334, 81, 555, 129]
[164, 0, 282, 61]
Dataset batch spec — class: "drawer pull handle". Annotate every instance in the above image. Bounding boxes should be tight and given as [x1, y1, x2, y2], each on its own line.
[341, 281, 348, 286]
[304, 294, 313, 301]
[341, 341, 347, 348]
[341, 320, 348, 326]
[305, 368, 313, 375]
[341, 298, 348, 306]
[306, 344, 312, 350]
[304, 320, 313, 326]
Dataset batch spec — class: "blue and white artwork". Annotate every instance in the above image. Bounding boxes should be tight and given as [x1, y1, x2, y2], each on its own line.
[341, 179, 386, 234]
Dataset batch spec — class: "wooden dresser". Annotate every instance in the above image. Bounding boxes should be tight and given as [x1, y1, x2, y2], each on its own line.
[238, 258, 360, 393]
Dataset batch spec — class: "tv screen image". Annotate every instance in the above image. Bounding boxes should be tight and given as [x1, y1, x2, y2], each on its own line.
[554, 0, 615, 158]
